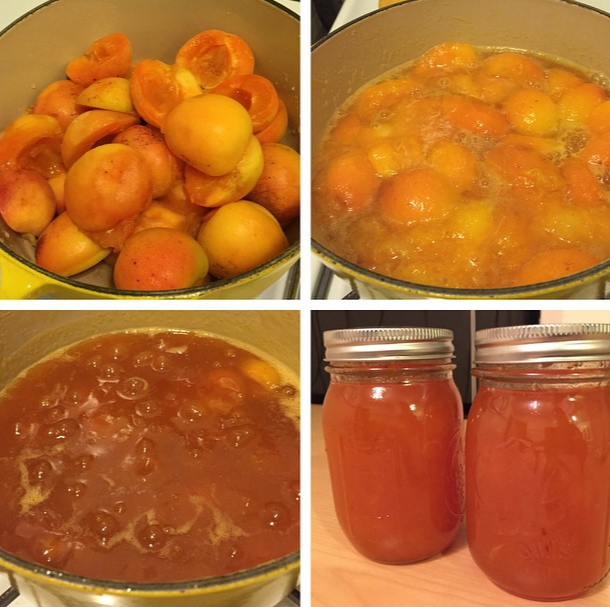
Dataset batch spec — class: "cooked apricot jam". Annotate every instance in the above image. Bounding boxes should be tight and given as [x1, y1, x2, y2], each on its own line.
[0, 330, 299, 583]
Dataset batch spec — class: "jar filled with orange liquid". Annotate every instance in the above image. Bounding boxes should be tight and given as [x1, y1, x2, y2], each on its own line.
[466, 324, 610, 601]
[322, 327, 464, 564]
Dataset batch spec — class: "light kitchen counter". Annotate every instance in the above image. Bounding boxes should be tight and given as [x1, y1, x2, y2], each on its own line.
[311, 405, 610, 607]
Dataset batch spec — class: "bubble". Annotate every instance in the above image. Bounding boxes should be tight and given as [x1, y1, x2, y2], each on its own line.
[116, 377, 149, 400]
[138, 524, 167, 551]
[136, 438, 155, 455]
[66, 482, 86, 498]
[134, 439, 156, 476]
[113, 501, 127, 514]
[178, 401, 206, 423]
[135, 399, 162, 419]
[44, 405, 68, 423]
[281, 384, 297, 397]
[262, 502, 291, 529]
[86, 510, 119, 544]
[99, 363, 121, 381]
[39, 418, 80, 445]
[73, 454, 94, 470]
[27, 457, 54, 483]
[132, 350, 155, 368]
[225, 425, 254, 448]
[288, 480, 300, 503]
[85, 355, 103, 370]
[152, 355, 171, 373]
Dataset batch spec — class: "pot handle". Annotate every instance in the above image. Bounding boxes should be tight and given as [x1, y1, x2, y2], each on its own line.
[0, 586, 19, 607]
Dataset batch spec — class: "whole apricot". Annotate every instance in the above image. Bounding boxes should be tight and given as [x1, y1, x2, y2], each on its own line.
[114, 227, 209, 291]
[0, 169, 56, 235]
[197, 200, 288, 279]
[163, 94, 252, 176]
[36, 212, 110, 276]
[64, 143, 152, 232]
[248, 143, 300, 223]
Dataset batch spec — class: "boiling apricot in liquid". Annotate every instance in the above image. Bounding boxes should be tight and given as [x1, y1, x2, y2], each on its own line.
[0, 330, 299, 583]
[313, 43, 610, 289]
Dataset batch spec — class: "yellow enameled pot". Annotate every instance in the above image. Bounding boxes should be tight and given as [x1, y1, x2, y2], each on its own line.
[0, 310, 300, 607]
[312, 0, 610, 299]
[0, 0, 300, 299]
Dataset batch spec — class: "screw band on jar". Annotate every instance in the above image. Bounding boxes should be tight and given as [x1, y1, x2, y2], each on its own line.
[474, 323, 610, 364]
[323, 327, 455, 361]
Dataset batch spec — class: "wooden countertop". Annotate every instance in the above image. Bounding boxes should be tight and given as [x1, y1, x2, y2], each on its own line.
[310, 405, 610, 606]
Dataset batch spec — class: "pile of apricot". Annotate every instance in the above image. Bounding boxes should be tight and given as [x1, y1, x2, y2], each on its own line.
[313, 42, 610, 290]
[0, 30, 300, 292]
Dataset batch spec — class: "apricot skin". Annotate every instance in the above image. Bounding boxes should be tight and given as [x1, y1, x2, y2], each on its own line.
[114, 125, 182, 198]
[113, 227, 209, 291]
[197, 200, 289, 279]
[36, 212, 110, 276]
[0, 169, 56, 236]
[64, 143, 152, 232]
[184, 135, 263, 207]
[163, 94, 253, 176]
[248, 143, 300, 223]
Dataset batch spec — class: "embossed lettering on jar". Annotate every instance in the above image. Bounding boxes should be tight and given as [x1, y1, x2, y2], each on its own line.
[466, 324, 610, 601]
[322, 327, 464, 564]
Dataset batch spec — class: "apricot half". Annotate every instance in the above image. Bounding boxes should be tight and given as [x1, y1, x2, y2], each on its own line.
[0, 169, 56, 235]
[197, 200, 288, 279]
[64, 143, 152, 232]
[248, 143, 300, 223]
[184, 135, 263, 207]
[163, 94, 252, 176]
[36, 212, 110, 276]
[77, 77, 136, 115]
[114, 125, 182, 198]
[114, 227, 209, 291]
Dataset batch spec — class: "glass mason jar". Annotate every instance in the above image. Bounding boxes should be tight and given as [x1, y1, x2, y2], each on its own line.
[466, 324, 610, 601]
[322, 327, 464, 564]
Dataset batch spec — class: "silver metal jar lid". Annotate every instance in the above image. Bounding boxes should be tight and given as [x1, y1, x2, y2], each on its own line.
[475, 323, 610, 363]
[324, 327, 454, 361]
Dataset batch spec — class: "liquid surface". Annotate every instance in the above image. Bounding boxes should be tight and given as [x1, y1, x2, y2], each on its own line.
[466, 382, 610, 600]
[313, 43, 610, 290]
[323, 377, 463, 563]
[0, 330, 299, 583]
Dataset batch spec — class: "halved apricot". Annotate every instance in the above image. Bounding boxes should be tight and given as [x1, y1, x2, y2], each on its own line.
[255, 98, 289, 144]
[130, 60, 202, 129]
[0, 114, 63, 177]
[175, 29, 255, 89]
[184, 135, 263, 207]
[61, 109, 139, 168]
[213, 74, 279, 132]
[562, 157, 605, 206]
[163, 94, 252, 176]
[77, 77, 136, 115]
[503, 89, 559, 136]
[33, 80, 86, 130]
[514, 248, 601, 286]
[441, 94, 509, 139]
[0, 169, 56, 236]
[197, 200, 288, 279]
[411, 43, 480, 79]
[481, 52, 545, 88]
[322, 151, 379, 214]
[64, 143, 152, 232]
[248, 142, 300, 224]
[66, 33, 132, 87]
[378, 167, 458, 225]
[113, 125, 182, 198]
[114, 227, 209, 291]
[36, 212, 110, 276]
[558, 83, 606, 124]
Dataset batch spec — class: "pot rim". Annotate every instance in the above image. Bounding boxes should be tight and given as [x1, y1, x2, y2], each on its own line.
[312, 239, 610, 299]
[0, 547, 299, 596]
[311, 0, 610, 299]
[0, 0, 300, 299]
